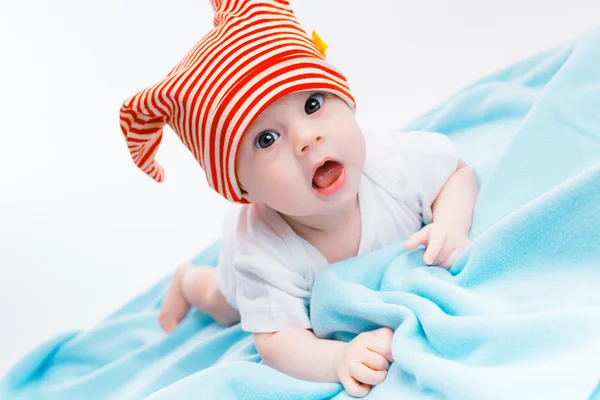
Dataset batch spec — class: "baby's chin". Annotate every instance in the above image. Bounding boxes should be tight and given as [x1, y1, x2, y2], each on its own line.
[268, 185, 360, 218]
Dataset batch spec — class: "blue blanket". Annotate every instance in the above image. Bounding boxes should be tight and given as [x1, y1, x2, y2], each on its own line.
[3, 30, 600, 399]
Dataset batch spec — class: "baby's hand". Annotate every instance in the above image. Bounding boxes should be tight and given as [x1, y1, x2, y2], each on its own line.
[334, 327, 394, 397]
[404, 222, 471, 268]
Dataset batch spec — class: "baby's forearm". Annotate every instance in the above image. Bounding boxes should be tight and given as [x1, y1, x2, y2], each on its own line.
[254, 328, 345, 383]
[432, 163, 479, 234]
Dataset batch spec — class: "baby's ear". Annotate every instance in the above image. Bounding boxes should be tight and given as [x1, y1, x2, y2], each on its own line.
[240, 188, 255, 203]
[239, 180, 258, 203]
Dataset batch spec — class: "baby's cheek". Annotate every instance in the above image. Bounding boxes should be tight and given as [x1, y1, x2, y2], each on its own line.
[265, 171, 314, 214]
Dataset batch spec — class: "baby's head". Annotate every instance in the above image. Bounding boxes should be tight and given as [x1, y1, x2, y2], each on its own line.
[119, 0, 364, 216]
[237, 90, 365, 217]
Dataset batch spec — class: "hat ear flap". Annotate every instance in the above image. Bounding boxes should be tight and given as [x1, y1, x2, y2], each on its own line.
[119, 87, 170, 182]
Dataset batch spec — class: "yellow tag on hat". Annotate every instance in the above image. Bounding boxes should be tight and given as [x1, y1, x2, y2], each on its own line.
[311, 30, 328, 58]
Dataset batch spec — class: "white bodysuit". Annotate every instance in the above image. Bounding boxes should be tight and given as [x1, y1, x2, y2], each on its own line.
[215, 131, 459, 333]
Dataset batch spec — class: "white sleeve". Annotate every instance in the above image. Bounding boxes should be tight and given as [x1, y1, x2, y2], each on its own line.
[234, 254, 312, 333]
[229, 205, 312, 333]
[214, 205, 242, 308]
[394, 131, 460, 223]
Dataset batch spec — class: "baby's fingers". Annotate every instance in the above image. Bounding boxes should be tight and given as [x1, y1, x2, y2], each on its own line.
[362, 349, 390, 371]
[350, 363, 388, 386]
[404, 227, 429, 250]
[366, 329, 394, 363]
[340, 374, 372, 398]
[440, 247, 463, 269]
[424, 231, 446, 265]
[432, 242, 455, 267]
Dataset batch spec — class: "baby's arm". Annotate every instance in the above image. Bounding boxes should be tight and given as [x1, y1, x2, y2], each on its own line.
[405, 160, 479, 267]
[255, 327, 393, 398]
[430, 160, 478, 235]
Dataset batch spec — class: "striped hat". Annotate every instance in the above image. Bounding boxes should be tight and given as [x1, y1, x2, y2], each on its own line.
[119, 0, 355, 203]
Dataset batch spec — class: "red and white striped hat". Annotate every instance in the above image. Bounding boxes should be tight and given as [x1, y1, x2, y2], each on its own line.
[119, 0, 355, 203]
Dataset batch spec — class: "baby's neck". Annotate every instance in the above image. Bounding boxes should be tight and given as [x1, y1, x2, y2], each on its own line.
[279, 195, 360, 240]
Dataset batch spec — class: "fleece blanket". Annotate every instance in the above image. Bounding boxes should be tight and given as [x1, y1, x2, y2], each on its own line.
[3, 30, 600, 399]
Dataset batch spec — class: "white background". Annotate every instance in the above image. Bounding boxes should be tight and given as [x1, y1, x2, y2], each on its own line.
[1, 0, 598, 376]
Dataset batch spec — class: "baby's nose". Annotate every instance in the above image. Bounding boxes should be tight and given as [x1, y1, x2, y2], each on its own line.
[294, 133, 323, 157]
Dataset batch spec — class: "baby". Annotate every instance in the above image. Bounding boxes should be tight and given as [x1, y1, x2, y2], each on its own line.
[119, 0, 478, 397]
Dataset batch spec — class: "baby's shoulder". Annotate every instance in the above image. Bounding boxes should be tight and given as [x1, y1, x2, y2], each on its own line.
[220, 203, 295, 266]
[364, 130, 457, 176]
[365, 130, 452, 154]
[362, 131, 411, 197]
[223, 203, 287, 241]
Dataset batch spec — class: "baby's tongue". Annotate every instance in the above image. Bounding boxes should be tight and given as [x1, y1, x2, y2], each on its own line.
[312, 161, 343, 188]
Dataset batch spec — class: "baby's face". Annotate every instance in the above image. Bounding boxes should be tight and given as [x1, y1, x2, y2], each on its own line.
[235, 91, 365, 218]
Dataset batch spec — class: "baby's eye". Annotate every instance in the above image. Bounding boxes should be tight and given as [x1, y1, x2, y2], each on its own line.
[305, 93, 324, 115]
[254, 130, 280, 149]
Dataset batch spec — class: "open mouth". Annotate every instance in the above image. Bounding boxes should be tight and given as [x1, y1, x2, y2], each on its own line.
[312, 160, 347, 196]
